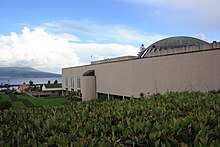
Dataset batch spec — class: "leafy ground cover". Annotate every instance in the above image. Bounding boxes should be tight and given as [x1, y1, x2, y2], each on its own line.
[0, 91, 219, 146]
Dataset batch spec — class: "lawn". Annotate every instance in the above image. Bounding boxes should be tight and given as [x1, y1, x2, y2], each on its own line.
[0, 93, 69, 109]
[0, 94, 26, 110]
[0, 94, 11, 101]
[16, 94, 69, 106]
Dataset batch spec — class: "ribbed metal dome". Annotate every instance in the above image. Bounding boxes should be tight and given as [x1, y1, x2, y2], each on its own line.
[138, 36, 208, 58]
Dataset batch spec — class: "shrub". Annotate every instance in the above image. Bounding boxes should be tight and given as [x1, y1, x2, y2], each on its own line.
[0, 101, 12, 110]
[66, 91, 82, 101]
[208, 89, 220, 94]
[0, 92, 220, 146]
[71, 96, 82, 102]
[140, 92, 144, 98]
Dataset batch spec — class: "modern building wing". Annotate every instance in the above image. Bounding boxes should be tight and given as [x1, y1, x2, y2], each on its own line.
[62, 36, 220, 101]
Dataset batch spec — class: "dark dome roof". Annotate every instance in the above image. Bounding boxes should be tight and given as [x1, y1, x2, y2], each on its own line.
[138, 36, 208, 58]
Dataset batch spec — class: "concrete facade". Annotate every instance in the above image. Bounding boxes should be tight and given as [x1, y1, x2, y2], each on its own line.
[62, 40, 220, 101]
[81, 76, 96, 100]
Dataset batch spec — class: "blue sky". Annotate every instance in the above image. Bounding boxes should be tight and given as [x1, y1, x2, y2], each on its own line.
[0, 0, 219, 73]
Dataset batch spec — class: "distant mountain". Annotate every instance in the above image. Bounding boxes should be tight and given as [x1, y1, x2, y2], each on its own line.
[0, 67, 61, 78]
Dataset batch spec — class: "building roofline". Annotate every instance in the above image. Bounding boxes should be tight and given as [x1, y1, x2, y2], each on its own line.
[62, 56, 137, 70]
[62, 64, 92, 70]
[62, 41, 220, 70]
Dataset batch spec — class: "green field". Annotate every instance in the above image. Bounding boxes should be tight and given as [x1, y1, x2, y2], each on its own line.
[16, 94, 69, 106]
[0, 94, 25, 109]
[0, 93, 69, 109]
[0, 92, 219, 146]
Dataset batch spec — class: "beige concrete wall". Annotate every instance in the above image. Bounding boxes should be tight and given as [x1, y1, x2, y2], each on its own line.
[62, 65, 94, 91]
[82, 76, 96, 100]
[62, 43, 220, 100]
[96, 49, 220, 97]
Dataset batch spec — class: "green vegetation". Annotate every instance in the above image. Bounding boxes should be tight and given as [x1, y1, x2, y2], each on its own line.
[17, 95, 69, 106]
[0, 93, 69, 109]
[0, 94, 11, 101]
[0, 101, 12, 110]
[66, 91, 82, 102]
[12, 101, 26, 109]
[0, 92, 219, 146]
[0, 94, 25, 109]
[54, 80, 58, 84]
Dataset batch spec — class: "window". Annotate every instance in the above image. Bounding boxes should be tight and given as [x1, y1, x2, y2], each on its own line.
[77, 76, 81, 88]
[71, 76, 74, 88]
[65, 77, 68, 87]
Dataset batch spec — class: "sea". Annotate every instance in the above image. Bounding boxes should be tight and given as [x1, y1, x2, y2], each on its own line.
[0, 77, 62, 85]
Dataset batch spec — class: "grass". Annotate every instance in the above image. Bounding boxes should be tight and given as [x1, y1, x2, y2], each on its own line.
[0, 93, 69, 109]
[16, 94, 69, 106]
[12, 101, 26, 109]
[0, 94, 26, 110]
[0, 94, 11, 101]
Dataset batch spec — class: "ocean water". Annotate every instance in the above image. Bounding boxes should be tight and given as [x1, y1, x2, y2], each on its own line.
[0, 77, 62, 85]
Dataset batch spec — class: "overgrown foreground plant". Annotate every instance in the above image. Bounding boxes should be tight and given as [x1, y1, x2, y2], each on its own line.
[0, 92, 219, 146]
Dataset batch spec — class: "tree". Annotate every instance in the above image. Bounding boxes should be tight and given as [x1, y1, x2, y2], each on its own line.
[48, 80, 51, 84]
[54, 80, 58, 84]
[140, 92, 144, 98]
[29, 80, 33, 85]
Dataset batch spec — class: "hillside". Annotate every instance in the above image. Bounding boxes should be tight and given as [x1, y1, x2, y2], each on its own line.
[0, 67, 61, 78]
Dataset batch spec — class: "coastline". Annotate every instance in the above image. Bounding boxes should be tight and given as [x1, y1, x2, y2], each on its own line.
[0, 77, 62, 85]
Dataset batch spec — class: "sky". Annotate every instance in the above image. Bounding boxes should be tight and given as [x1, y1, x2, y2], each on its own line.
[0, 0, 219, 73]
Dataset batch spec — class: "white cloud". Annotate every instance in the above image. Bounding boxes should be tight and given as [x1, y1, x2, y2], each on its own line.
[90, 25, 166, 49]
[0, 27, 80, 73]
[0, 24, 167, 73]
[43, 20, 89, 33]
[0, 26, 142, 73]
[72, 43, 139, 63]
[42, 21, 166, 46]
[195, 34, 208, 41]
[93, 25, 164, 45]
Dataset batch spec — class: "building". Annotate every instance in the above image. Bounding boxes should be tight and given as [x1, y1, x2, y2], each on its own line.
[24, 84, 62, 97]
[42, 83, 62, 92]
[18, 85, 30, 92]
[62, 36, 220, 101]
[41, 83, 63, 97]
